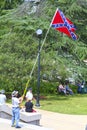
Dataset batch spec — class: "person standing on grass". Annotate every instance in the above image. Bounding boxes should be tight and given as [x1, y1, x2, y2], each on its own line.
[11, 91, 23, 128]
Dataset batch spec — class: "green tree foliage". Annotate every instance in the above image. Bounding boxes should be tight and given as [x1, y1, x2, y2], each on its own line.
[0, 0, 87, 94]
[0, 0, 24, 10]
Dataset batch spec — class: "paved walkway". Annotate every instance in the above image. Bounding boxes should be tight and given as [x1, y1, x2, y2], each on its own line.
[38, 109, 87, 130]
[0, 108, 87, 130]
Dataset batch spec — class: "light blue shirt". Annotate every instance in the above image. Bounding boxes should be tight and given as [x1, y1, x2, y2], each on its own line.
[0, 94, 6, 105]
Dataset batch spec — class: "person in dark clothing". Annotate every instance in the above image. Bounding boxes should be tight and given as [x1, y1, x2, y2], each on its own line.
[25, 98, 33, 112]
[25, 98, 36, 112]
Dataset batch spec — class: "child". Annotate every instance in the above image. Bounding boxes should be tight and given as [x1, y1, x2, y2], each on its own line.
[11, 90, 23, 128]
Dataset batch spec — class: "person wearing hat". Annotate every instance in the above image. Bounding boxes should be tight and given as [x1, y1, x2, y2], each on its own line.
[25, 88, 34, 101]
[0, 90, 6, 105]
[11, 90, 23, 128]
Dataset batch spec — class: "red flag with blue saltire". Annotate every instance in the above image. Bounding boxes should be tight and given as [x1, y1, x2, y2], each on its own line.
[51, 8, 77, 40]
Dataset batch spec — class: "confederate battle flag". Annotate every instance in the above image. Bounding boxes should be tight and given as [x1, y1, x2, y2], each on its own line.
[51, 8, 77, 40]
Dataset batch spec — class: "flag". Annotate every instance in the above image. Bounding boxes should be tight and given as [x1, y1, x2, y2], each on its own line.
[51, 8, 77, 40]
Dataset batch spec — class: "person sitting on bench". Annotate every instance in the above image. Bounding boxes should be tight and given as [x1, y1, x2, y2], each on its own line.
[25, 97, 36, 112]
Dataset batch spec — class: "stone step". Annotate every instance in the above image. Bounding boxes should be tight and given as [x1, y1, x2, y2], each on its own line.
[0, 118, 53, 130]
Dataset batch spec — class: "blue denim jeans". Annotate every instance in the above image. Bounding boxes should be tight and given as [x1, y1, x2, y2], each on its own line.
[12, 107, 20, 127]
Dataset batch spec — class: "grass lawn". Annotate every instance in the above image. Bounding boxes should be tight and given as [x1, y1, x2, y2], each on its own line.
[36, 94, 87, 115]
[7, 94, 87, 115]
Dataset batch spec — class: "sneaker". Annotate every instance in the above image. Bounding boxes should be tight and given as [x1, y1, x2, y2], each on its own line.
[15, 126, 21, 128]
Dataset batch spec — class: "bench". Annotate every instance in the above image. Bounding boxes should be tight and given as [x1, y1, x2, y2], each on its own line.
[20, 110, 41, 125]
[0, 104, 41, 125]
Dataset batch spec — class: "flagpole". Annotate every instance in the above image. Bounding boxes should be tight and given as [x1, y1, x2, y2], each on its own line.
[22, 24, 51, 98]
[22, 7, 60, 98]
